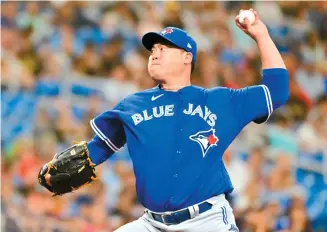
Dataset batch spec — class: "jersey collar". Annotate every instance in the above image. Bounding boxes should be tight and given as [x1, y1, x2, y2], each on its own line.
[156, 84, 195, 93]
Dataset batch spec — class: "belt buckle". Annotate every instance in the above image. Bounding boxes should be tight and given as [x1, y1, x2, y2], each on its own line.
[161, 212, 172, 225]
[161, 214, 167, 224]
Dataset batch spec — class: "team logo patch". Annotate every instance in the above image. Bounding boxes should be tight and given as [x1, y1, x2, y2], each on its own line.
[161, 28, 173, 35]
[189, 128, 219, 157]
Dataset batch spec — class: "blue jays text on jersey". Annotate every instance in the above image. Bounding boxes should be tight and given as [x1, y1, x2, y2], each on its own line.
[131, 103, 217, 127]
[86, 68, 289, 213]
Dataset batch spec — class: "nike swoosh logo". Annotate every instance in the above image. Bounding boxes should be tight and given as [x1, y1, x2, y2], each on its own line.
[151, 94, 164, 101]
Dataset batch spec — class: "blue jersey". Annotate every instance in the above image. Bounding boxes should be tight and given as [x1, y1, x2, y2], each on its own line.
[90, 68, 289, 212]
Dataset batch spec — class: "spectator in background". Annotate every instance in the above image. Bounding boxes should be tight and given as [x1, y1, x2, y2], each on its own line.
[232, 148, 266, 215]
[99, 35, 124, 76]
[16, 26, 42, 76]
[267, 114, 298, 158]
[297, 100, 327, 154]
[317, 94, 327, 119]
[296, 31, 326, 101]
[49, 23, 85, 57]
[282, 196, 313, 232]
[223, 146, 249, 199]
[136, 2, 163, 38]
[1, 2, 19, 53]
[282, 53, 311, 121]
[77, 41, 102, 76]
[283, 3, 312, 42]
[16, 1, 51, 44]
[1, 8, 36, 91]
[37, 51, 65, 80]
[162, 2, 184, 29]
[1, 55, 35, 91]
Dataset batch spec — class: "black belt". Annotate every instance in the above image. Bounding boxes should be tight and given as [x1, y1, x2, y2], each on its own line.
[148, 201, 213, 225]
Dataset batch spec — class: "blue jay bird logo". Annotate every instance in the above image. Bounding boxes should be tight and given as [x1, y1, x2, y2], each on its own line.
[160, 28, 174, 35]
[189, 128, 219, 157]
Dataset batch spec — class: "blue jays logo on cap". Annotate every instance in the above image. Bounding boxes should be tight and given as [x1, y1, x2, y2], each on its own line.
[189, 128, 219, 157]
[142, 26, 197, 65]
[160, 28, 174, 35]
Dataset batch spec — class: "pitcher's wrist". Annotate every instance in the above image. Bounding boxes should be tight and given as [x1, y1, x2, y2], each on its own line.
[254, 31, 271, 44]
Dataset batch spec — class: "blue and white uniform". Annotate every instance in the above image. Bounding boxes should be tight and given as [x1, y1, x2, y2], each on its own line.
[86, 27, 289, 232]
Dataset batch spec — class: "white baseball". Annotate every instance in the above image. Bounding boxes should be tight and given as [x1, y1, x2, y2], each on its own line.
[238, 10, 255, 25]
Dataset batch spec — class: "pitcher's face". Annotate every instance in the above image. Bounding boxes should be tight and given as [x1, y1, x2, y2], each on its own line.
[148, 43, 188, 81]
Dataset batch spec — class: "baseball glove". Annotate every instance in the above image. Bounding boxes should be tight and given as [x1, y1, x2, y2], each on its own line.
[38, 141, 98, 196]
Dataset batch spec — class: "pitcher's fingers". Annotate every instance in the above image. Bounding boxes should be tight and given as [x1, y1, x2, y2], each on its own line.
[243, 17, 251, 29]
[235, 15, 240, 25]
[235, 15, 246, 31]
[251, 9, 260, 21]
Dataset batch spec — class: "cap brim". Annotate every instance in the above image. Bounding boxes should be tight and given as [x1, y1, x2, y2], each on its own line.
[142, 32, 177, 51]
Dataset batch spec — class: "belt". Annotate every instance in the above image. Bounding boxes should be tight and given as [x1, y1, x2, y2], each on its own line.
[148, 201, 213, 225]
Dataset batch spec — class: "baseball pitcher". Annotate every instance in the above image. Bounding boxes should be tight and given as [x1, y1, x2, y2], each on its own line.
[38, 9, 289, 232]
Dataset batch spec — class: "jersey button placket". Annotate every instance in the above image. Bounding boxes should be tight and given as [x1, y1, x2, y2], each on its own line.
[178, 93, 184, 177]
[176, 93, 184, 155]
[169, 92, 183, 205]
[179, 94, 184, 133]
[173, 95, 182, 183]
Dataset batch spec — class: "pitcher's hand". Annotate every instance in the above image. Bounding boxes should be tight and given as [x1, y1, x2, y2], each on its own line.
[235, 9, 269, 41]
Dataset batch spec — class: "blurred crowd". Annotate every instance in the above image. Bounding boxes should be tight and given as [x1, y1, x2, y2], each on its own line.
[1, 1, 327, 232]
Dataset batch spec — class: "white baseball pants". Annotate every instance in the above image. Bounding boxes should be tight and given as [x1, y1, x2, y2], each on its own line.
[114, 194, 239, 232]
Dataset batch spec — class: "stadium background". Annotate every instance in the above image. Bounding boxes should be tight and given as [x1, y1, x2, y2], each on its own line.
[1, 1, 327, 231]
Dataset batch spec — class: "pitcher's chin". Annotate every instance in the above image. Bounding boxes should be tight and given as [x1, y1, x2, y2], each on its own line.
[150, 75, 164, 82]
[149, 70, 165, 82]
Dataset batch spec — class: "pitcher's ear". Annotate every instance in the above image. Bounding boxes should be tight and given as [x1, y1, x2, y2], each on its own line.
[184, 52, 193, 65]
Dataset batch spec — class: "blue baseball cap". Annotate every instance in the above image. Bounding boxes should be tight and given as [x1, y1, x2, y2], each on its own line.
[142, 27, 197, 67]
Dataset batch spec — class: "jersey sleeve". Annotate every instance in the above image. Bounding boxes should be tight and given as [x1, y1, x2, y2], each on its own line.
[87, 135, 114, 165]
[229, 85, 273, 126]
[90, 100, 126, 153]
[208, 69, 288, 127]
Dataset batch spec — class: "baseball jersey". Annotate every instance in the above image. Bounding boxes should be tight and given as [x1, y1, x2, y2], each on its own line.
[90, 68, 288, 212]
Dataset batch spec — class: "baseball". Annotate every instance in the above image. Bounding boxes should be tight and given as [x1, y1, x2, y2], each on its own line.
[238, 10, 255, 25]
